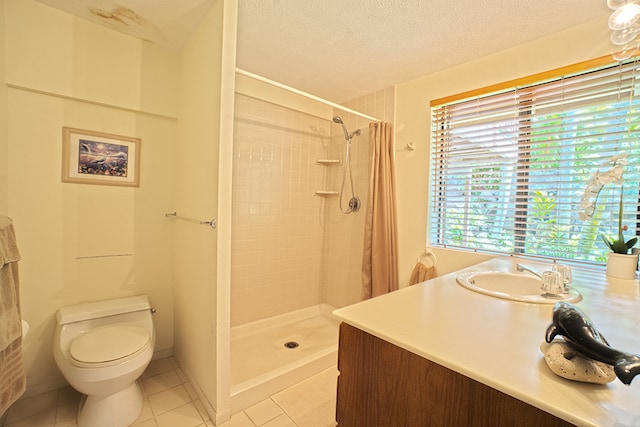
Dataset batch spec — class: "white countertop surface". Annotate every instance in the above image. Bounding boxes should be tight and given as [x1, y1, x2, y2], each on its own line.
[332, 257, 640, 427]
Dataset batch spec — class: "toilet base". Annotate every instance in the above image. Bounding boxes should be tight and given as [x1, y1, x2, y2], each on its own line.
[77, 380, 143, 427]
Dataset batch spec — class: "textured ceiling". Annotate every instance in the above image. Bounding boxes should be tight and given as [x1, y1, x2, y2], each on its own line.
[34, 0, 611, 103]
[237, 0, 610, 102]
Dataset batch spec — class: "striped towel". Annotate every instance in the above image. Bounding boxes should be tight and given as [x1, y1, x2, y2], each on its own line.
[0, 217, 25, 415]
[0, 337, 25, 415]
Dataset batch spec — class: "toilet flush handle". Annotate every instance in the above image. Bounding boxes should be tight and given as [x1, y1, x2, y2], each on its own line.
[150, 307, 157, 314]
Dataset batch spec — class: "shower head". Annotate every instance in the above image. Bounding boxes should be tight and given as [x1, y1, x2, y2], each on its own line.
[332, 116, 355, 141]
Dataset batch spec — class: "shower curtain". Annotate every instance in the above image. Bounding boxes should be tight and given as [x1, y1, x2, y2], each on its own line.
[361, 122, 398, 299]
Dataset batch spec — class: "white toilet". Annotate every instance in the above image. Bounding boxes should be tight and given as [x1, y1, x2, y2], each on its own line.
[53, 295, 156, 427]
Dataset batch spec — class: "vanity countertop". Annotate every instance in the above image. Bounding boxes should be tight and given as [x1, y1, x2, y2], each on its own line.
[332, 257, 640, 427]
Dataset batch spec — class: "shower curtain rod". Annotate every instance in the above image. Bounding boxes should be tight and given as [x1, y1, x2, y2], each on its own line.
[235, 68, 380, 123]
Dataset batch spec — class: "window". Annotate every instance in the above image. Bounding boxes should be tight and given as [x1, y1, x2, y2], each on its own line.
[430, 58, 640, 264]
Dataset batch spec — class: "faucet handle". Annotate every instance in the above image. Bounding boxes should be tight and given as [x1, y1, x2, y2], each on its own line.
[554, 264, 572, 286]
[541, 271, 564, 295]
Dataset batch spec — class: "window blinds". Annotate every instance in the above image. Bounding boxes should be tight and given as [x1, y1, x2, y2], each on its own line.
[430, 60, 640, 264]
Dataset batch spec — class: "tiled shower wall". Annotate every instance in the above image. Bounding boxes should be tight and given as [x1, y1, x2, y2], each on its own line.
[231, 94, 329, 325]
[231, 88, 395, 326]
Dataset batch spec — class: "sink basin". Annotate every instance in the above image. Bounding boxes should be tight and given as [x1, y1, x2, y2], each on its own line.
[455, 271, 581, 304]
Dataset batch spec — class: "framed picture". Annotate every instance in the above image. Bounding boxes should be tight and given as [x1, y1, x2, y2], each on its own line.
[61, 127, 141, 187]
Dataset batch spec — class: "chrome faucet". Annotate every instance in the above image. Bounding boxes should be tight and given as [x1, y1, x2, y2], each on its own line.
[516, 263, 542, 278]
[516, 263, 572, 295]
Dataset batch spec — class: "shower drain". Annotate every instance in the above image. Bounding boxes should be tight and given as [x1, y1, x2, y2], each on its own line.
[284, 341, 299, 349]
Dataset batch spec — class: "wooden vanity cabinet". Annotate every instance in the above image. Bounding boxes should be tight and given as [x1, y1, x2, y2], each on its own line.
[336, 323, 575, 427]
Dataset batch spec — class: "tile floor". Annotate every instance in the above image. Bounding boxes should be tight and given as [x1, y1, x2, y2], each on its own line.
[2, 357, 338, 427]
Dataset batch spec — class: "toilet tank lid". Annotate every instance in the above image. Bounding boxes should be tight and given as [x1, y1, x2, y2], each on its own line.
[57, 296, 151, 325]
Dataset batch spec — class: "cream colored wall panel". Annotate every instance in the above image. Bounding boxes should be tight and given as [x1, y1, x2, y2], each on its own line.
[174, 0, 230, 421]
[0, 0, 8, 215]
[5, 0, 177, 117]
[68, 18, 141, 110]
[5, 0, 74, 97]
[140, 45, 179, 117]
[7, 90, 66, 388]
[6, 87, 175, 389]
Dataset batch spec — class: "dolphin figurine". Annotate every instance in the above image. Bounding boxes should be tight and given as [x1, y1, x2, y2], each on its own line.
[545, 301, 640, 385]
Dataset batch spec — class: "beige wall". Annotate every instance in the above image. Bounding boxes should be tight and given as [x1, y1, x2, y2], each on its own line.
[173, 0, 237, 422]
[0, 0, 7, 215]
[2, 0, 177, 394]
[394, 16, 612, 284]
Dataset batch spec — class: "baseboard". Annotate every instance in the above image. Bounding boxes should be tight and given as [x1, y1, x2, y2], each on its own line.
[21, 377, 69, 400]
[173, 352, 231, 425]
[151, 347, 173, 361]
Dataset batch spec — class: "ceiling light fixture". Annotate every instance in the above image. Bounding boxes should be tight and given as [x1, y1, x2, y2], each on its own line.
[609, 2, 640, 30]
[608, 1, 640, 59]
[611, 24, 640, 45]
[609, 0, 631, 8]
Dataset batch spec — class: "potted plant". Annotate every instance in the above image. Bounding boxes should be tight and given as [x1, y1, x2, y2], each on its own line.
[580, 154, 638, 279]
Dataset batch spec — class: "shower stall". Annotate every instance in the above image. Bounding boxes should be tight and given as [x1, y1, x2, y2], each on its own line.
[228, 71, 388, 412]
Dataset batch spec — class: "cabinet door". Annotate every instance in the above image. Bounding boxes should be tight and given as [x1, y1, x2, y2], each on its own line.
[336, 323, 574, 427]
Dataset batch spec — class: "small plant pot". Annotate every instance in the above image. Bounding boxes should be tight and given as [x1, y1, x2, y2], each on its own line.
[606, 253, 639, 280]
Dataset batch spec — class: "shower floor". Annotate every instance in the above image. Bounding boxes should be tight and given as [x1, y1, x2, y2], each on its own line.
[230, 304, 340, 413]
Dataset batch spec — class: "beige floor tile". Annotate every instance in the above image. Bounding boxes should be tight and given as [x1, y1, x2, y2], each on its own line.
[261, 414, 297, 427]
[272, 366, 337, 427]
[148, 385, 192, 416]
[130, 419, 157, 427]
[142, 358, 179, 379]
[176, 368, 188, 383]
[5, 391, 58, 424]
[245, 399, 284, 426]
[216, 411, 255, 427]
[154, 402, 204, 427]
[132, 398, 155, 425]
[192, 399, 211, 423]
[6, 356, 338, 427]
[184, 382, 199, 401]
[4, 408, 56, 427]
[55, 387, 81, 406]
[142, 370, 183, 396]
[54, 401, 78, 427]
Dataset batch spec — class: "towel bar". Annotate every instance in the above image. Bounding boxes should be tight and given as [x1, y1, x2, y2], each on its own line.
[165, 212, 216, 229]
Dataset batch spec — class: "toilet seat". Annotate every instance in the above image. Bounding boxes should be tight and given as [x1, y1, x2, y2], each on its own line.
[70, 324, 150, 367]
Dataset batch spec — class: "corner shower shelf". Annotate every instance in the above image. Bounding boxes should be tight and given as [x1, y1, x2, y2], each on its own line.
[316, 159, 341, 165]
[315, 190, 339, 196]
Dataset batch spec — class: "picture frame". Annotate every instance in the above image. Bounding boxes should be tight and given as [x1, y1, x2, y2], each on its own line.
[61, 127, 141, 187]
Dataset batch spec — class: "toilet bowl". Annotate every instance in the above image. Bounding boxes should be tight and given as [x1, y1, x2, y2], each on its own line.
[53, 296, 156, 427]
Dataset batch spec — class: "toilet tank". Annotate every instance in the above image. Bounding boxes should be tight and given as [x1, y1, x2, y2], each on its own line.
[57, 296, 151, 325]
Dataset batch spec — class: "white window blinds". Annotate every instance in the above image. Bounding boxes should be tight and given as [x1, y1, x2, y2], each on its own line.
[430, 60, 640, 264]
